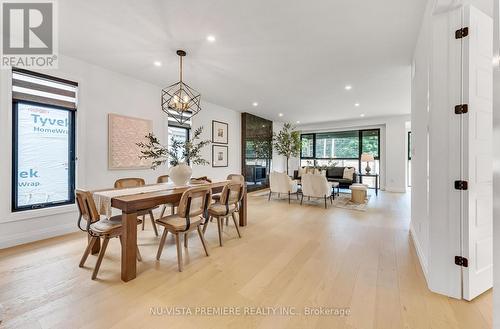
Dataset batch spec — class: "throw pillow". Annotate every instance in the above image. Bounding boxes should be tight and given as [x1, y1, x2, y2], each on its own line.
[343, 167, 355, 180]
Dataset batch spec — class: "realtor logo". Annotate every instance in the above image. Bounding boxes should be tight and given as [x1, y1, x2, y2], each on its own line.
[1, 0, 58, 68]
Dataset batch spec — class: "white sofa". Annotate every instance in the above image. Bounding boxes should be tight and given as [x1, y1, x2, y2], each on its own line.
[269, 171, 299, 203]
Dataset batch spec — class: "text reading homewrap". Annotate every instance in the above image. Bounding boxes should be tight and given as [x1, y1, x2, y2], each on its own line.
[31, 114, 69, 134]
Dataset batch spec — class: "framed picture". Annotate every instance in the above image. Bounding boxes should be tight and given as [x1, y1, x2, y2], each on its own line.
[212, 120, 228, 144]
[212, 145, 228, 167]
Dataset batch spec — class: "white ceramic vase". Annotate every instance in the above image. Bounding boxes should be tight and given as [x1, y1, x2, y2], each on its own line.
[169, 163, 192, 186]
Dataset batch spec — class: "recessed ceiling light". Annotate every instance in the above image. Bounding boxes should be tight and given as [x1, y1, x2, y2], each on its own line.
[354, 103, 360, 107]
[345, 85, 352, 90]
[278, 113, 283, 117]
[296, 121, 300, 124]
[360, 114, 365, 117]
[153, 61, 162, 67]
[206, 35, 216, 42]
[252, 102, 258, 107]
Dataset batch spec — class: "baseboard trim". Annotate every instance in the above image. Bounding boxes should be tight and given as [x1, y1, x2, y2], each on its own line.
[384, 187, 407, 193]
[409, 223, 429, 283]
[0, 223, 78, 249]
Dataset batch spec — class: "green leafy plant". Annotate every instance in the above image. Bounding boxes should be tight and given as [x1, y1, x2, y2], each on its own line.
[137, 126, 211, 169]
[273, 123, 301, 175]
[252, 136, 273, 160]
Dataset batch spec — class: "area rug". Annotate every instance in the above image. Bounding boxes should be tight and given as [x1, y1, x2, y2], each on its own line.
[331, 192, 370, 212]
[251, 190, 370, 211]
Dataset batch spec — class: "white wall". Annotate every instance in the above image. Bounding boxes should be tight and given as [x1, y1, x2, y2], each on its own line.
[191, 102, 241, 181]
[411, 0, 434, 283]
[493, 0, 500, 326]
[0, 55, 242, 249]
[297, 114, 410, 193]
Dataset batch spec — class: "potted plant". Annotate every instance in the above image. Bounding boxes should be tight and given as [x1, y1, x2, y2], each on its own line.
[273, 123, 301, 176]
[137, 126, 211, 186]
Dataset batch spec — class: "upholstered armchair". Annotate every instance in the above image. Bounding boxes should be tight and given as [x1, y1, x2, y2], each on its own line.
[269, 171, 299, 203]
[300, 173, 333, 208]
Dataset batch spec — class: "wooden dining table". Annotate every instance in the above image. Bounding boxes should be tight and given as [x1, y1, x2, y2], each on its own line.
[93, 180, 247, 282]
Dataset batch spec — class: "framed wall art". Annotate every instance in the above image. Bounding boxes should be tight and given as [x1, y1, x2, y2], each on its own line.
[108, 113, 152, 169]
[212, 145, 228, 167]
[212, 120, 228, 144]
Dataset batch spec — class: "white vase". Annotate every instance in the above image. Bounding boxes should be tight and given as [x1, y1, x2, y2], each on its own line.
[169, 163, 192, 186]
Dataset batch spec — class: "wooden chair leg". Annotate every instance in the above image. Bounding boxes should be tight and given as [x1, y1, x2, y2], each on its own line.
[324, 196, 327, 209]
[136, 246, 142, 262]
[202, 220, 209, 234]
[160, 205, 166, 218]
[171, 205, 175, 215]
[216, 217, 223, 247]
[92, 237, 109, 280]
[79, 236, 98, 267]
[268, 191, 272, 201]
[288, 192, 291, 204]
[156, 229, 168, 260]
[141, 216, 145, 231]
[231, 213, 242, 238]
[300, 193, 304, 205]
[197, 226, 209, 256]
[184, 232, 189, 248]
[175, 233, 183, 272]
[149, 210, 158, 236]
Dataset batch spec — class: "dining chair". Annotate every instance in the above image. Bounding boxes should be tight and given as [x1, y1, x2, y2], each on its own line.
[212, 174, 244, 202]
[155, 186, 211, 272]
[76, 190, 142, 280]
[204, 182, 243, 246]
[211, 174, 245, 226]
[114, 178, 159, 236]
[157, 175, 179, 218]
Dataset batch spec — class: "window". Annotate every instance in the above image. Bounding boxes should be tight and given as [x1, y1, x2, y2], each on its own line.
[315, 131, 359, 159]
[361, 129, 380, 158]
[408, 131, 412, 187]
[168, 125, 190, 162]
[12, 69, 77, 212]
[300, 134, 314, 158]
[300, 129, 381, 187]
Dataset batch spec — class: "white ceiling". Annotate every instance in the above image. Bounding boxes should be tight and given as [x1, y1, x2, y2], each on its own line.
[59, 0, 428, 124]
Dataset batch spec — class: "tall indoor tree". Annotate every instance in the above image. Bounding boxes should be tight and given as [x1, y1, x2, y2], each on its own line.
[273, 123, 301, 175]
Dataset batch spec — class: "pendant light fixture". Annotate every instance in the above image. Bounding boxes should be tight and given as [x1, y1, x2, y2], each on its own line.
[161, 50, 202, 125]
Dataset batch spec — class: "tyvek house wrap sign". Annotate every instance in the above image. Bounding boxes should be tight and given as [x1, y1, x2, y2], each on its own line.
[17, 103, 71, 207]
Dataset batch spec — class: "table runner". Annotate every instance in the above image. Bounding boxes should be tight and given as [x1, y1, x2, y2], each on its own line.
[92, 183, 184, 218]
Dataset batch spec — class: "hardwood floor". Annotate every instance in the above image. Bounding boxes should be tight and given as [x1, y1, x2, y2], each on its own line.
[0, 190, 492, 329]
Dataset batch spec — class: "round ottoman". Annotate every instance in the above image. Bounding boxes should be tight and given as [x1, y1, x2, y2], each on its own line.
[350, 184, 368, 204]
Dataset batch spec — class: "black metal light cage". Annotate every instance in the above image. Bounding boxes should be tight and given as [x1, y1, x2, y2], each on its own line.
[161, 50, 202, 126]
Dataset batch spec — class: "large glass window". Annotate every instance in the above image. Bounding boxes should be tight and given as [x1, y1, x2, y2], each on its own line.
[300, 129, 381, 187]
[361, 130, 380, 158]
[168, 125, 190, 162]
[300, 134, 314, 158]
[315, 131, 359, 159]
[12, 69, 77, 212]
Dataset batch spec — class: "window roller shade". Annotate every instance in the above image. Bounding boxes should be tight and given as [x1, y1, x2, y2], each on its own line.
[12, 68, 78, 110]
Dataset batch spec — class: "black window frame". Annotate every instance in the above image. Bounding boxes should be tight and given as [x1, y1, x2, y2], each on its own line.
[408, 131, 412, 160]
[12, 99, 77, 212]
[167, 122, 191, 164]
[300, 128, 381, 170]
[300, 133, 315, 159]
